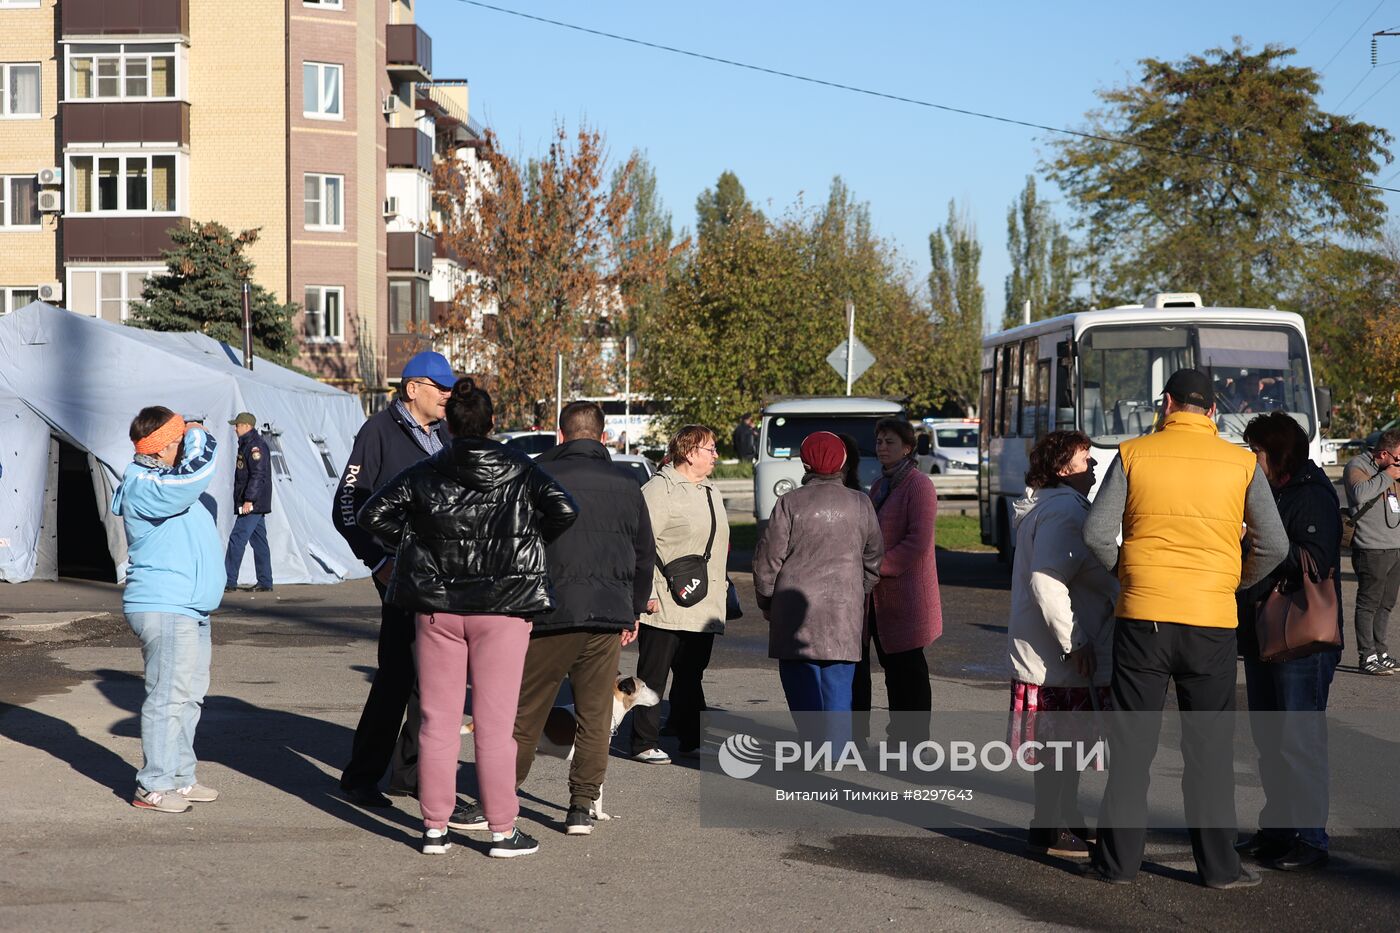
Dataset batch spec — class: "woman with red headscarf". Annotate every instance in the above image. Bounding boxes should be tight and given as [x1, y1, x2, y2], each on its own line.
[754, 431, 885, 714]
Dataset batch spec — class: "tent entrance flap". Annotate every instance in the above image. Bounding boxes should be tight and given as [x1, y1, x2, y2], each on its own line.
[56, 439, 116, 582]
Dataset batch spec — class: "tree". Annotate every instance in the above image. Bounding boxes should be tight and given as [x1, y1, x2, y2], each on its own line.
[434, 124, 672, 427]
[1004, 175, 1076, 328]
[612, 151, 682, 393]
[1049, 41, 1392, 308]
[927, 200, 984, 416]
[694, 170, 762, 244]
[130, 221, 298, 363]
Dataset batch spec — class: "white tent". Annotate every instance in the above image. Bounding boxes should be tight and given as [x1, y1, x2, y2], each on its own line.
[0, 302, 369, 585]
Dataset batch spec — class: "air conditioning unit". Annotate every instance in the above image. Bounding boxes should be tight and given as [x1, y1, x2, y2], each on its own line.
[38, 282, 63, 302]
[383, 196, 399, 218]
[37, 190, 62, 213]
[382, 94, 400, 115]
[37, 166, 62, 186]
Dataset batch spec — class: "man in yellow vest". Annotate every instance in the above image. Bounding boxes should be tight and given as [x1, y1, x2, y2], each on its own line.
[1081, 368, 1287, 889]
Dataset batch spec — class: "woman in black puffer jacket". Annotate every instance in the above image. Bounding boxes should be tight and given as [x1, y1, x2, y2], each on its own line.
[1235, 411, 1342, 873]
[359, 378, 576, 858]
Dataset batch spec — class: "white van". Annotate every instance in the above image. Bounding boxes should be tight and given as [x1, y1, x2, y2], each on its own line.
[922, 418, 979, 497]
[754, 397, 905, 527]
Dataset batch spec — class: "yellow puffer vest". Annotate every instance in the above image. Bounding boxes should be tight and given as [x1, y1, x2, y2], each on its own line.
[1116, 412, 1258, 627]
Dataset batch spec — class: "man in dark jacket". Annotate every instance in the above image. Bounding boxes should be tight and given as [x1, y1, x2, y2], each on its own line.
[457, 400, 654, 837]
[335, 350, 454, 808]
[733, 413, 758, 462]
[224, 412, 273, 592]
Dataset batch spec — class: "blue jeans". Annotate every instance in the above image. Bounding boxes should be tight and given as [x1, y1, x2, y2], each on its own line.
[224, 512, 272, 588]
[127, 612, 211, 792]
[779, 660, 856, 750]
[1243, 648, 1340, 850]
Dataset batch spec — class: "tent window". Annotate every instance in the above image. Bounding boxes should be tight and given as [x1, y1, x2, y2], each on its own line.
[261, 429, 291, 478]
[309, 435, 337, 478]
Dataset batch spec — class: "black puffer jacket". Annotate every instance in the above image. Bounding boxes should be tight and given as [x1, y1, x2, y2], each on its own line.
[531, 439, 655, 634]
[357, 436, 578, 616]
[1237, 459, 1344, 659]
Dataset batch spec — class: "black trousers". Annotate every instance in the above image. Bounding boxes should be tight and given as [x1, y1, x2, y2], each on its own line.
[1094, 619, 1241, 886]
[340, 592, 420, 792]
[631, 624, 714, 753]
[852, 606, 932, 744]
[1352, 547, 1400, 659]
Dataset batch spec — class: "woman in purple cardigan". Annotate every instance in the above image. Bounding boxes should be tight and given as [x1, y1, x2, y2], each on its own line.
[853, 418, 942, 747]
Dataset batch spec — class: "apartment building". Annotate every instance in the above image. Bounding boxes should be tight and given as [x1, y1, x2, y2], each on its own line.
[0, 0, 469, 393]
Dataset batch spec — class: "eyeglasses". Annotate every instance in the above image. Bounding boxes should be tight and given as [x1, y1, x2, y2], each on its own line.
[697, 445, 718, 456]
[408, 379, 451, 394]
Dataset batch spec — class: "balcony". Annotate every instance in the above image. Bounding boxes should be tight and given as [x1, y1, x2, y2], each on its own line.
[387, 231, 433, 275]
[62, 0, 189, 37]
[386, 128, 432, 173]
[63, 216, 189, 263]
[386, 24, 432, 82]
[62, 101, 190, 147]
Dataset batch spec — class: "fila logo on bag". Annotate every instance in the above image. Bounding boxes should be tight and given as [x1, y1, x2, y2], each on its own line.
[680, 578, 702, 600]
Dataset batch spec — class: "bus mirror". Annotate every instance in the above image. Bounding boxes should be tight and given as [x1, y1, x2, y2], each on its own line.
[1315, 386, 1332, 431]
[917, 435, 931, 456]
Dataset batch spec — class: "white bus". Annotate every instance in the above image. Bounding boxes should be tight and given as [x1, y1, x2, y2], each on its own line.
[978, 293, 1330, 560]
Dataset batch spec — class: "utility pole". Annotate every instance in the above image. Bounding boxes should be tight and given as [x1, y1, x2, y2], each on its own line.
[1023, 299, 1031, 327]
[623, 334, 636, 454]
[1373, 29, 1400, 65]
[241, 281, 253, 370]
[555, 351, 564, 434]
[844, 299, 855, 396]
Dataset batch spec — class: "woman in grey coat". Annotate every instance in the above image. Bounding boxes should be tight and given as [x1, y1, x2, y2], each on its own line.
[754, 431, 884, 714]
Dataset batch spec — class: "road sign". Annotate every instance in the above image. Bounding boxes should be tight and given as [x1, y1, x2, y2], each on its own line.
[827, 337, 875, 386]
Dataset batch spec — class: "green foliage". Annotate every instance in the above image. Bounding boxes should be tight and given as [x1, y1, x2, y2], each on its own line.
[130, 221, 299, 364]
[711, 460, 754, 480]
[644, 175, 943, 445]
[1004, 175, 1077, 328]
[1049, 41, 1392, 308]
[934, 514, 993, 552]
[927, 200, 985, 416]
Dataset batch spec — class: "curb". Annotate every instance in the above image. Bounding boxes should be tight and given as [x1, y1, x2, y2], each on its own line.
[0, 611, 119, 634]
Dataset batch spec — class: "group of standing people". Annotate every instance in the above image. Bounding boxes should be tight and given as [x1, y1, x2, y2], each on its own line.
[1005, 368, 1347, 889]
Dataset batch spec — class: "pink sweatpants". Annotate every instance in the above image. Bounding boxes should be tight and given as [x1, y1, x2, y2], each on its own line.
[414, 612, 532, 832]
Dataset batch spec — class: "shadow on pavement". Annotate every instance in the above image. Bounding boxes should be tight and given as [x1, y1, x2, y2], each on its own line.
[0, 701, 135, 804]
[89, 669, 420, 846]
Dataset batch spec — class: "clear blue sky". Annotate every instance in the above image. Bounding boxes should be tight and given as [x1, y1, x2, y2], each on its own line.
[419, 0, 1400, 326]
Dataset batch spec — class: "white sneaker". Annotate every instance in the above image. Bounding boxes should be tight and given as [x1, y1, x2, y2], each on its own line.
[632, 747, 671, 765]
[132, 787, 191, 813]
[175, 783, 219, 803]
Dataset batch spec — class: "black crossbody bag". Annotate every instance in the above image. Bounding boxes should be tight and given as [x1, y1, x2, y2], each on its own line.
[657, 487, 716, 608]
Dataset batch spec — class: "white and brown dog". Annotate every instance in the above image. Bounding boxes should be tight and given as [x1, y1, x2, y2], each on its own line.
[462, 674, 659, 820]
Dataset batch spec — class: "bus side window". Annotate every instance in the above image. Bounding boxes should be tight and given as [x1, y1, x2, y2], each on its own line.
[980, 368, 995, 439]
[991, 345, 1004, 438]
[1020, 338, 1037, 436]
[1001, 343, 1020, 437]
[1035, 359, 1051, 439]
[1055, 340, 1075, 430]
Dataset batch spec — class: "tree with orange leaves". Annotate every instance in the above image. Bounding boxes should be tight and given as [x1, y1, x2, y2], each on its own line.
[433, 124, 674, 428]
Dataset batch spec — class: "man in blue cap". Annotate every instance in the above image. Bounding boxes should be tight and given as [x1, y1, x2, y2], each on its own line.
[224, 412, 273, 593]
[335, 350, 455, 808]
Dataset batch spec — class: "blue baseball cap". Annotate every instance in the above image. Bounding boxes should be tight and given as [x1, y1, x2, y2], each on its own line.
[401, 351, 456, 390]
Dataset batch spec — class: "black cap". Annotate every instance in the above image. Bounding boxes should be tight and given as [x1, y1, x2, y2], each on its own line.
[1163, 369, 1212, 408]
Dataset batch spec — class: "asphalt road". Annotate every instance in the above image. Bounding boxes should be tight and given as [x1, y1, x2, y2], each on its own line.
[2, 549, 1398, 931]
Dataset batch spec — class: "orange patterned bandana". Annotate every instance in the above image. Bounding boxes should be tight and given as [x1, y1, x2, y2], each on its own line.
[134, 414, 187, 455]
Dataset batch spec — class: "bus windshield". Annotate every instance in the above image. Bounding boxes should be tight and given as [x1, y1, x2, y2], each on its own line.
[1078, 323, 1313, 445]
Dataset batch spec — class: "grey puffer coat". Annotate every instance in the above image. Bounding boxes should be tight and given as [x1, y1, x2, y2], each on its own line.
[753, 473, 884, 662]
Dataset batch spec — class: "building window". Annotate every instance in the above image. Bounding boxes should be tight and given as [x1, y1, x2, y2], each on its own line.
[67, 154, 179, 214]
[303, 173, 343, 229]
[2, 286, 39, 314]
[302, 62, 342, 119]
[303, 0, 344, 7]
[0, 0, 43, 8]
[1, 63, 40, 117]
[388, 278, 429, 334]
[0, 176, 39, 227]
[304, 285, 344, 342]
[67, 44, 177, 101]
[66, 267, 160, 321]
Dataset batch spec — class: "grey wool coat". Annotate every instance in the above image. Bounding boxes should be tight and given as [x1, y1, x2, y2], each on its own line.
[753, 472, 884, 662]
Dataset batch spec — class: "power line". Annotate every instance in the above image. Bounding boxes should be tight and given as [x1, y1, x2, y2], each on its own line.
[1334, 69, 1374, 108]
[1319, 0, 1387, 72]
[450, 1, 1400, 194]
[1299, 0, 1348, 48]
[1350, 64, 1400, 114]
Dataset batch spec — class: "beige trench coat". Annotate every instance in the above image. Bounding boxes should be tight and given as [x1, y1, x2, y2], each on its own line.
[642, 464, 730, 634]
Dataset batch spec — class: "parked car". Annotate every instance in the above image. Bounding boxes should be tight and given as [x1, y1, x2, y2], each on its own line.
[613, 452, 656, 486]
[920, 418, 978, 498]
[493, 430, 558, 458]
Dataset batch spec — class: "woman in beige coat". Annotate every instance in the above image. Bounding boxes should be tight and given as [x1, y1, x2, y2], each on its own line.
[630, 425, 730, 763]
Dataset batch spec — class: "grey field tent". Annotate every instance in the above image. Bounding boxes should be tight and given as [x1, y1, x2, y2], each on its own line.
[0, 302, 370, 585]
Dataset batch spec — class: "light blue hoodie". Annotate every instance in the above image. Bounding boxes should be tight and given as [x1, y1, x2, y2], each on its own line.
[111, 425, 224, 620]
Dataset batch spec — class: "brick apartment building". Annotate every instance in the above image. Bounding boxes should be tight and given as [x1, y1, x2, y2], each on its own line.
[0, 0, 487, 395]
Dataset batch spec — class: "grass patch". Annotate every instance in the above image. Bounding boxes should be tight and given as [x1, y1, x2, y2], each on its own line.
[727, 513, 992, 553]
[712, 461, 754, 480]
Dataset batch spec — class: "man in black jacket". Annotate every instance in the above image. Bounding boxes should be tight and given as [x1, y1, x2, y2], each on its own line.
[481, 400, 653, 836]
[224, 412, 273, 592]
[335, 350, 454, 808]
